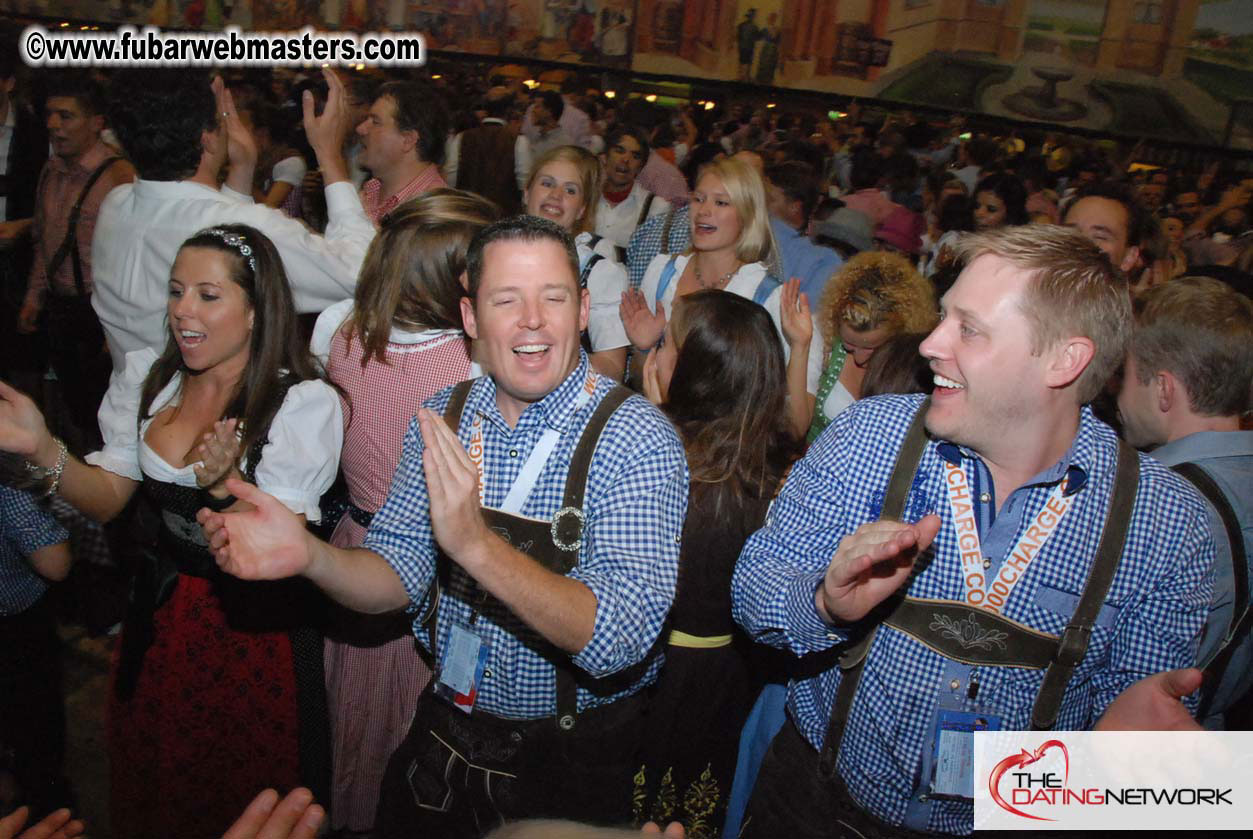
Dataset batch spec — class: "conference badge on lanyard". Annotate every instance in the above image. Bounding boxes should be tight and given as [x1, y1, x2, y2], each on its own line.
[435, 624, 490, 714]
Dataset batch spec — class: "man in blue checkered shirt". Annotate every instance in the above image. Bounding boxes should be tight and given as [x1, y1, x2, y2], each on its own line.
[201, 217, 688, 837]
[732, 225, 1216, 837]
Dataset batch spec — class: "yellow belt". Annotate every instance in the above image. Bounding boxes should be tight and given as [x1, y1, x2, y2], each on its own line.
[667, 630, 733, 649]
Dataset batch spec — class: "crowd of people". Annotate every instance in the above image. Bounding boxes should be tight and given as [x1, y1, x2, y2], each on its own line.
[0, 33, 1250, 839]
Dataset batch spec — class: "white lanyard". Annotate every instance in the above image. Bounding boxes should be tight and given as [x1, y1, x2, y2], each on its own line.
[466, 370, 598, 514]
[943, 460, 1075, 614]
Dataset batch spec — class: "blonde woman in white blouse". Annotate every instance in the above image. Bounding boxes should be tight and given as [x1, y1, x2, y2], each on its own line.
[620, 156, 825, 436]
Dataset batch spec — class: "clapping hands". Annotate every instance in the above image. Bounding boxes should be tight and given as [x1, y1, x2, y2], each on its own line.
[194, 418, 243, 498]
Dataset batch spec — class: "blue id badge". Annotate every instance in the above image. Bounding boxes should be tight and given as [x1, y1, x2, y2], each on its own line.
[929, 709, 1000, 800]
[435, 624, 490, 715]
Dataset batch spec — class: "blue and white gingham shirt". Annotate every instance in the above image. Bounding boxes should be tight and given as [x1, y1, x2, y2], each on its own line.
[732, 394, 1215, 835]
[626, 205, 690, 290]
[1, 484, 69, 615]
[365, 352, 689, 719]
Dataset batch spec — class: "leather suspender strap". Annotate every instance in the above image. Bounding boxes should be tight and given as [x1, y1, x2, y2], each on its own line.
[426, 379, 632, 728]
[1171, 461, 1249, 719]
[549, 385, 632, 556]
[562, 386, 632, 510]
[882, 399, 932, 523]
[579, 252, 603, 290]
[46, 156, 122, 296]
[441, 379, 475, 429]
[418, 381, 477, 651]
[659, 207, 677, 255]
[818, 399, 930, 776]
[1171, 462, 1248, 647]
[636, 192, 656, 227]
[1029, 440, 1138, 730]
[552, 384, 631, 730]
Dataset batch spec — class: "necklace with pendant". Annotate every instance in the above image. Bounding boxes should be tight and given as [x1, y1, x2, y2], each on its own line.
[693, 257, 738, 290]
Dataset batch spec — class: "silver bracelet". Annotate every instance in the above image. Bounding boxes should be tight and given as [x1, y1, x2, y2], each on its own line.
[25, 437, 68, 497]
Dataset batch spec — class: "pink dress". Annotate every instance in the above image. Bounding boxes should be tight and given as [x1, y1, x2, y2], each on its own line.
[313, 301, 475, 832]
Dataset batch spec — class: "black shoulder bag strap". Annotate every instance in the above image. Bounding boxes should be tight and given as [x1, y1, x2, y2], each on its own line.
[818, 398, 930, 776]
[1029, 440, 1139, 730]
[1171, 461, 1250, 718]
[46, 156, 122, 296]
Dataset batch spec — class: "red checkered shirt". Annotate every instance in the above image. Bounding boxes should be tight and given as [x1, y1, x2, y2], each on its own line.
[358, 164, 447, 227]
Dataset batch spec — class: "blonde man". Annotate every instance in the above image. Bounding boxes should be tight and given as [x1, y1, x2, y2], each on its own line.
[733, 225, 1216, 837]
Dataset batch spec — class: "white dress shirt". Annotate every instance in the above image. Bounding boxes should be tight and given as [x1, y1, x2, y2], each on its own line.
[595, 181, 670, 251]
[91, 179, 375, 371]
[574, 232, 629, 352]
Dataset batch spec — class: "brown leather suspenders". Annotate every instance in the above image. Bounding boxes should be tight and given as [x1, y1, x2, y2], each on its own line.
[420, 378, 632, 729]
[818, 399, 1140, 778]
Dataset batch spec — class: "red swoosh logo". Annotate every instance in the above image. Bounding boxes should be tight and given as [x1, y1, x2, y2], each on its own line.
[988, 740, 1069, 821]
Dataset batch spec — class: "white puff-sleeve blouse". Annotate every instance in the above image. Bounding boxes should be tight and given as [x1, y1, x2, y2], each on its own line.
[85, 347, 343, 522]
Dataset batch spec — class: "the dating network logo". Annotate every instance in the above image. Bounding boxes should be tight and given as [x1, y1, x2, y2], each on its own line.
[988, 739, 1071, 821]
[986, 737, 1234, 821]
[976, 731, 1248, 831]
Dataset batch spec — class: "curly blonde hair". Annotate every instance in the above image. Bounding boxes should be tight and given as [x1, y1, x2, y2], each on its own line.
[817, 251, 938, 349]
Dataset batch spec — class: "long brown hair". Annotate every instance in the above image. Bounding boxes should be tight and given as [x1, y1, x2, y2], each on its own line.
[663, 290, 801, 502]
[346, 188, 500, 366]
[140, 224, 326, 461]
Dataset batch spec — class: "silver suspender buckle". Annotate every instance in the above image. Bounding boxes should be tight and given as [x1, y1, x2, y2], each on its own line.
[550, 506, 585, 552]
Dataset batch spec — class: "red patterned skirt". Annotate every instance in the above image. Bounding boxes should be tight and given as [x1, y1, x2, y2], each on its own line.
[109, 573, 303, 839]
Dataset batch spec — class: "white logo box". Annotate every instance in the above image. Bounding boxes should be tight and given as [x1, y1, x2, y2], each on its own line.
[973, 731, 1253, 831]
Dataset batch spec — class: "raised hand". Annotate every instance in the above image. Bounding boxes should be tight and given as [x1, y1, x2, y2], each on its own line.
[0, 380, 51, 458]
[1094, 668, 1203, 732]
[303, 68, 350, 161]
[620, 288, 667, 352]
[417, 407, 488, 562]
[222, 788, 324, 839]
[817, 515, 941, 624]
[198, 478, 311, 580]
[212, 74, 258, 176]
[194, 418, 243, 497]
[779, 277, 812, 351]
[0, 806, 85, 839]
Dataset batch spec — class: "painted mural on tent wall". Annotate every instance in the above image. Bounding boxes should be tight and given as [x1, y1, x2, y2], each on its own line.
[12, 0, 1253, 146]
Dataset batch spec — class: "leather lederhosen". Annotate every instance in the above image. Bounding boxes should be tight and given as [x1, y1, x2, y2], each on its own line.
[818, 398, 1140, 785]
